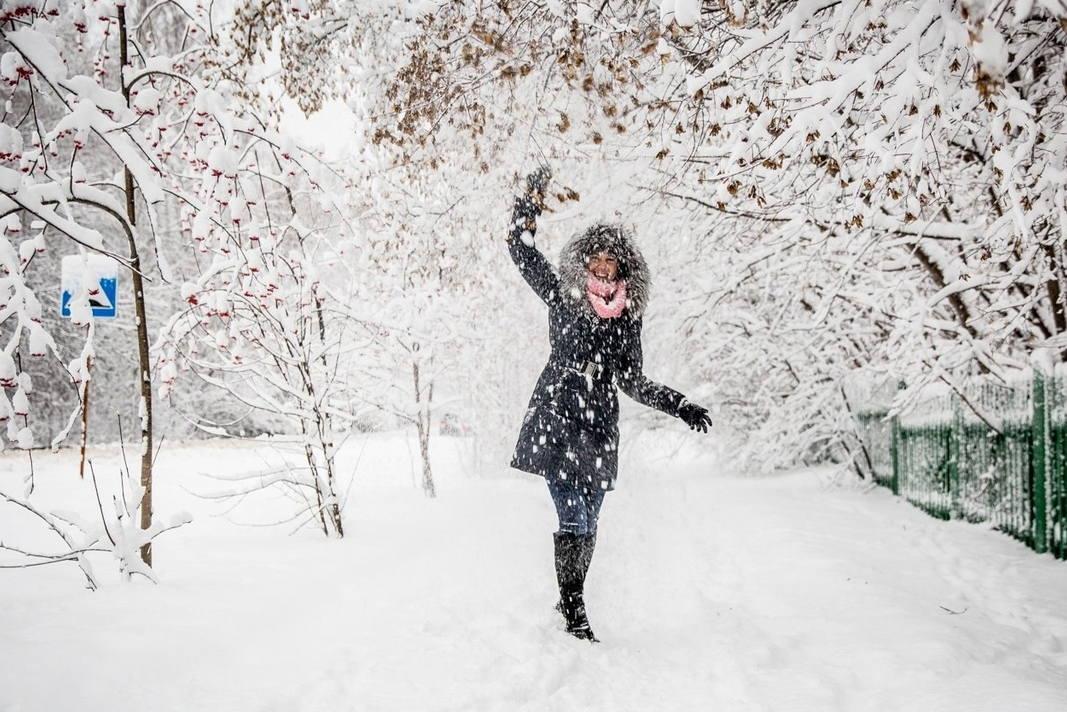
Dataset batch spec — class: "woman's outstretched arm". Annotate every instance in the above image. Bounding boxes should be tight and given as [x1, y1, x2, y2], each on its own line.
[615, 322, 687, 415]
[616, 319, 713, 432]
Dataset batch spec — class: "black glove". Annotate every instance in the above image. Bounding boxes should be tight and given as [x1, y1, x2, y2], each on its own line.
[678, 400, 712, 433]
[510, 166, 551, 243]
[516, 165, 551, 217]
[525, 165, 551, 203]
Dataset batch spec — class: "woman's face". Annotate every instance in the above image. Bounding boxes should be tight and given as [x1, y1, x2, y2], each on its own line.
[587, 252, 618, 281]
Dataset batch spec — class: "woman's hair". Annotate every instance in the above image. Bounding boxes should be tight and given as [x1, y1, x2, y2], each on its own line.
[558, 222, 650, 315]
[574, 224, 634, 279]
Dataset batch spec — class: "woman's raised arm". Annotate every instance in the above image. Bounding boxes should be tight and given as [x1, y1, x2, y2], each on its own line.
[507, 167, 559, 305]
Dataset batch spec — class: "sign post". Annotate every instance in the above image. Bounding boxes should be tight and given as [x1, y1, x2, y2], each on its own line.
[60, 254, 119, 476]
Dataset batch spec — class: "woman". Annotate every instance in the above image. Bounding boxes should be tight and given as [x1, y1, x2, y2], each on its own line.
[506, 167, 713, 642]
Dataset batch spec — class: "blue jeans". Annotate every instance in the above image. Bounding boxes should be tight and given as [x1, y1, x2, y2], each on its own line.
[547, 478, 606, 536]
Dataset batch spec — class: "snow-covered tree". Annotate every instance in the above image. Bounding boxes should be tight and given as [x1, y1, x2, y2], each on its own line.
[650, 0, 1067, 465]
[0, 0, 184, 564]
[366, 0, 1067, 471]
[216, 0, 545, 490]
[0, 0, 350, 566]
[157, 172, 362, 536]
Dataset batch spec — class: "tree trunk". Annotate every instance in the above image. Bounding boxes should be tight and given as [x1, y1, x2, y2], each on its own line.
[323, 450, 344, 538]
[412, 358, 436, 498]
[118, 5, 154, 568]
[1043, 243, 1066, 360]
[304, 415, 344, 538]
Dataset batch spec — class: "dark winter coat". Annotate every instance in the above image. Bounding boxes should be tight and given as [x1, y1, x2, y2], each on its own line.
[507, 195, 687, 492]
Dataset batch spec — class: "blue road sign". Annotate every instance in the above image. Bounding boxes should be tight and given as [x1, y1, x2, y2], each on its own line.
[61, 255, 118, 319]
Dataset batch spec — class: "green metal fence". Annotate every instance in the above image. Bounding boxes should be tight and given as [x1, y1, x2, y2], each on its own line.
[851, 362, 1067, 559]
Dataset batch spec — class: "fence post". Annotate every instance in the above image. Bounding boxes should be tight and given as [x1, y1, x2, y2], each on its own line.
[1032, 354, 1050, 554]
[950, 394, 962, 519]
[890, 395, 902, 496]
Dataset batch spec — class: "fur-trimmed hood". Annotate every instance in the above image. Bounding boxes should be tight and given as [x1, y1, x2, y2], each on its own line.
[557, 223, 650, 317]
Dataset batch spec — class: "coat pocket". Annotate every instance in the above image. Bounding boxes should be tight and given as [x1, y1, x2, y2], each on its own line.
[511, 405, 572, 477]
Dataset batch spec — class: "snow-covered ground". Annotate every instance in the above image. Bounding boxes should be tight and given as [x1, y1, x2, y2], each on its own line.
[2, 430, 1065, 712]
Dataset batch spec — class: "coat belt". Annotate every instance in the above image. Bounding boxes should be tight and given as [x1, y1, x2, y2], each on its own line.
[566, 360, 610, 381]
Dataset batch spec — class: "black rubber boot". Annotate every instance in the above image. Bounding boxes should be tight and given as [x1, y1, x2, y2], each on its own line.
[554, 532, 599, 643]
[556, 531, 597, 613]
[577, 532, 596, 585]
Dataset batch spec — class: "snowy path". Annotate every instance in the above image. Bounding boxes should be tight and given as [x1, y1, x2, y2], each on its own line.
[1, 435, 1065, 712]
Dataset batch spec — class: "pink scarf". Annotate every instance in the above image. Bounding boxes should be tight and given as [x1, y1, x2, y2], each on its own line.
[587, 274, 627, 319]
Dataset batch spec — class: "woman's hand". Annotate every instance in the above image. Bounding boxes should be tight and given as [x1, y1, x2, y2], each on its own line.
[524, 165, 552, 210]
[509, 165, 552, 244]
[678, 401, 713, 433]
